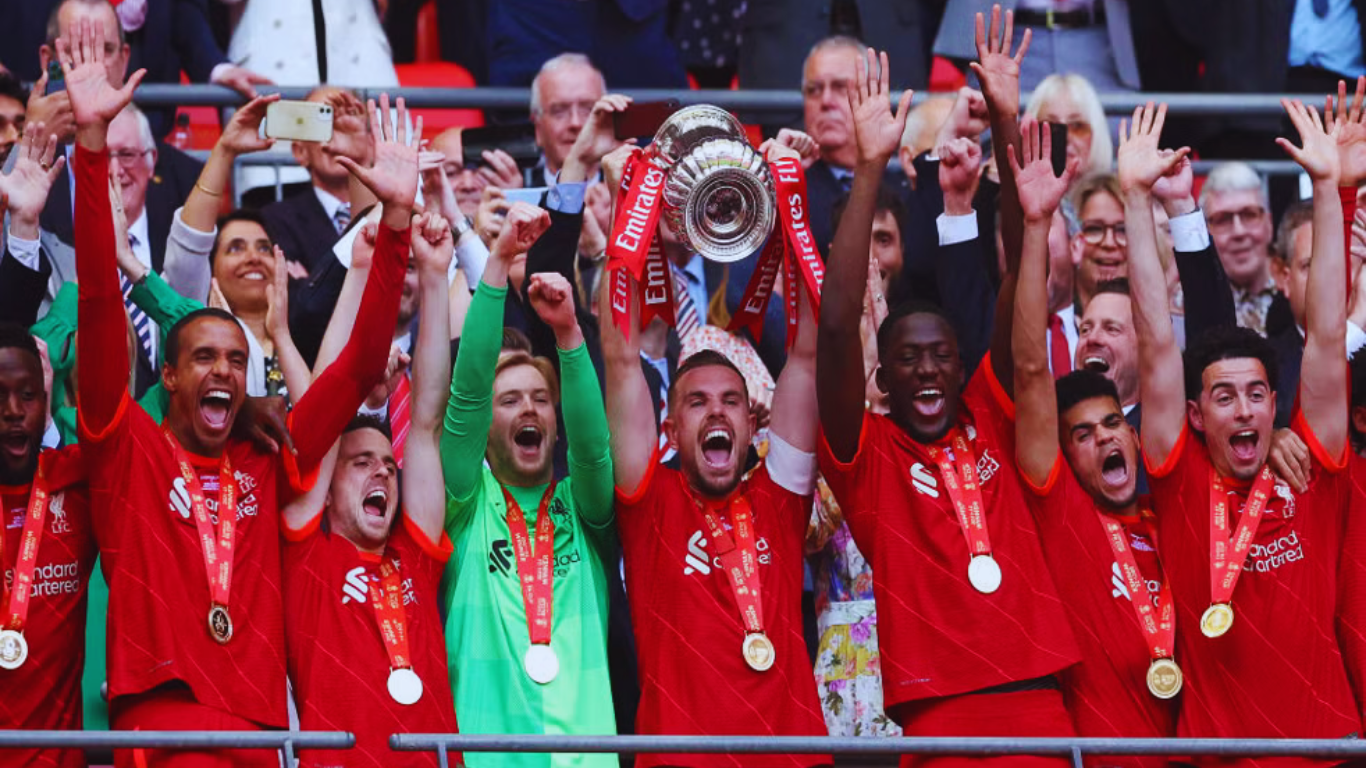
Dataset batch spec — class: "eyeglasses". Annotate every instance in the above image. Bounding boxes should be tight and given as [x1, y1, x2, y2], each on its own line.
[802, 79, 852, 100]
[110, 148, 153, 167]
[542, 100, 595, 123]
[1081, 222, 1127, 246]
[1207, 206, 1265, 231]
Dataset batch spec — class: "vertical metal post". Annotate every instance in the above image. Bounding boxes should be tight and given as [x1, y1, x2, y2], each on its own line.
[1071, 746, 1084, 768]
[282, 738, 297, 768]
[437, 743, 450, 768]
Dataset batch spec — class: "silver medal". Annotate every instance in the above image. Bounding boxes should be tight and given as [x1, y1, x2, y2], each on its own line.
[386, 667, 424, 705]
[0, 629, 28, 670]
[967, 554, 1002, 594]
[523, 644, 559, 685]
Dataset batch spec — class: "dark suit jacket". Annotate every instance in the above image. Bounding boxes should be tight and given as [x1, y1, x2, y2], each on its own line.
[260, 187, 343, 277]
[40, 164, 179, 278]
[1269, 326, 1304, 430]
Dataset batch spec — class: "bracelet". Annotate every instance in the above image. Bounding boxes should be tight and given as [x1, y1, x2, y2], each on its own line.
[195, 181, 223, 197]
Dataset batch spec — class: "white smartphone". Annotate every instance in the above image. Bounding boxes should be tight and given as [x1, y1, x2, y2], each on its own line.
[503, 187, 550, 207]
[264, 100, 334, 143]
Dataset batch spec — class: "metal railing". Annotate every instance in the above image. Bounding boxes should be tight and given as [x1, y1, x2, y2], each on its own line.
[127, 83, 1332, 117]
[0, 730, 353, 764]
[391, 734, 1366, 768]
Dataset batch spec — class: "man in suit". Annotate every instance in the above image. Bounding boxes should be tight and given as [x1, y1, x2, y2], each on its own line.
[261, 87, 372, 279]
[934, 0, 1140, 92]
[738, 0, 932, 127]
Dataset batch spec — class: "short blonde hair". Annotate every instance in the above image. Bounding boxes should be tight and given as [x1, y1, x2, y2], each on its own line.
[494, 350, 560, 404]
[1026, 74, 1112, 176]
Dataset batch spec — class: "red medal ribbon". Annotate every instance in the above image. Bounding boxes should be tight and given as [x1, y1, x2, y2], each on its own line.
[925, 429, 993, 559]
[607, 155, 667, 278]
[367, 555, 413, 670]
[1, 469, 52, 633]
[1096, 509, 1175, 660]
[769, 157, 824, 318]
[1209, 465, 1275, 607]
[502, 484, 557, 646]
[697, 496, 765, 634]
[638, 233, 677, 328]
[163, 432, 237, 611]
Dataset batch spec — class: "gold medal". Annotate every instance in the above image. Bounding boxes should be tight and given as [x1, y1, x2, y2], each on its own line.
[1146, 658, 1183, 699]
[208, 604, 234, 645]
[742, 632, 775, 672]
[0, 629, 28, 670]
[1200, 603, 1233, 638]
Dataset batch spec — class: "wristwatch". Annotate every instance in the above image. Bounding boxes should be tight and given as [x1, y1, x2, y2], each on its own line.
[452, 215, 474, 239]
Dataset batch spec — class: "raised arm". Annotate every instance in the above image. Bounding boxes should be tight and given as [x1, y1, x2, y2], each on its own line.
[1153, 151, 1238, 337]
[971, 6, 1031, 393]
[64, 18, 146, 438]
[818, 48, 913, 463]
[263, 245, 310, 400]
[596, 146, 658, 496]
[1279, 99, 1348, 457]
[1010, 119, 1080, 487]
[441, 203, 551, 509]
[288, 95, 419, 475]
[1118, 103, 1191, 467]
[528, 271, 613, 525]
[405, 211, 455, 543]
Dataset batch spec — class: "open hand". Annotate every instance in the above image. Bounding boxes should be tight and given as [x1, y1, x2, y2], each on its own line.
[1278, 99, 1341, 183]
[970, 6, 1030, 116]
[411, 210, 455, 274]
[336, 93, 423, 214]
[2, 122, 65, 232]
[25, 71, 74, 144]
[265, 246, 290, 344]
[847, 48, 914, 166]
[477, 149, 525, 190]
[1116, 102, 1190, 195]
[492, 202, 551, 262]
[219, 93, 279, 156]
[527, 272, 579, 337]
[1325, 76, 1366, 187]
[1008, 118, 1079, 222]
[57, 18, 144, 134]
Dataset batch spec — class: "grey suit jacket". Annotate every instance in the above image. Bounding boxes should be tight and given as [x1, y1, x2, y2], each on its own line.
[0, 217, 76, 319]
[932, 0, 1139, 89]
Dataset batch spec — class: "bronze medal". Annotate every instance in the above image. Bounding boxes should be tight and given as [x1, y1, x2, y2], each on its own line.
[208, 604, 233, 645]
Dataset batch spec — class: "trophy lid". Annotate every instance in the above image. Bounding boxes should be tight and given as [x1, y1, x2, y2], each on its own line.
[651, 105, 749, 168]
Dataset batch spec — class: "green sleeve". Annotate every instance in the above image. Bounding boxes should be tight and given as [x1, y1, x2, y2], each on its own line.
[559, 342, 613, 528]
[441, 282, 506, 528]
[31, 282, 78, 383]
[129, 273, 204, 348]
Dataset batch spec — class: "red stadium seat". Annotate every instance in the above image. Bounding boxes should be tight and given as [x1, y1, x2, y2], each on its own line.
[415, 0, 440, 63]
[393, 62, 486, 132]
[929, 56, 967, 93]
[173, 71, 223, 150]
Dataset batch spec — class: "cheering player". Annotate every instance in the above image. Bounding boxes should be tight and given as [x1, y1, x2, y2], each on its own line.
[1129, 95, 1362, 762]
[815, 43, 1081, 766]
[440, 203, 616, 768]
[281, 209, 459, 768]
[0, 324, 95, 768]
[600, 142, 828, 767]
[1009, 117, 1177, 766]
[66, 18, 415, 766]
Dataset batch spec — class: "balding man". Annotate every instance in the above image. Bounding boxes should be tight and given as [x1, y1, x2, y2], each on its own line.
[1199, 162, 1288, 337]
[529, 53, 606, 187]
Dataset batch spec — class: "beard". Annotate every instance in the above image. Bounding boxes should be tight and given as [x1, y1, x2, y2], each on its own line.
[0, 435, 40, 486]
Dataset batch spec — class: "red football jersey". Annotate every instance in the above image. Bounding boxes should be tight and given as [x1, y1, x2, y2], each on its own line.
[85, 402, 303, 728]
[0, 447, 94, 768]
[284, 512, 458, 768]
[817, 362, 1080, 713]
[1145, 416, 1357, 766]
[616, 457, 828, 768]
[1025, 464, 1176, 767]
[1341, 456, 1366, 732]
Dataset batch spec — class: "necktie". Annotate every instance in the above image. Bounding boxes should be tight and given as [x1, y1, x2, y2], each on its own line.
[1048, 313, 1071, 380]
[1313, 0, 1329, 17]
[388, 373, 412, 468]
[836, 171, 854, 194]
[671, 264, 702, 341]
[333, 203, 352, 235]
[122, 234, 155, 364]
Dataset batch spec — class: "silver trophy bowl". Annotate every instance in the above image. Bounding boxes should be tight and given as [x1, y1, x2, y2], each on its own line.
[651, 105, 775, 264]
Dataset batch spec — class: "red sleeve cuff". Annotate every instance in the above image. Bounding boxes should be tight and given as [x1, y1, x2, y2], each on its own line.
[981, 352, 1016, 422]
[280, 411, 320, 497]
[615, 445, 661, 506]
[402, 512, 454, 563]
[281, 509, 323, 542]
[817, 411, 870, 474]
[76, 390, 131, 445]
[1293, 409, 1348, 473]
[1143, 423, 1188, 479]
[1022, 452, 1064, 497]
